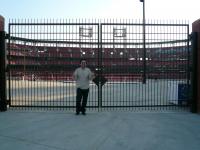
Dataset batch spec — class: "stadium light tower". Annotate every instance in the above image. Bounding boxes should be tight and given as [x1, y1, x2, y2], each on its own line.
[140, 0, 146, 84]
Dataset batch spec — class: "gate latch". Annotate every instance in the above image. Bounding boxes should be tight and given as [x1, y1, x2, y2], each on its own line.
[92, 75, 107, 87]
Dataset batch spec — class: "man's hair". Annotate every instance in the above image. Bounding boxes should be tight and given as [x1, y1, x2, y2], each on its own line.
[80, 59, 87, 64]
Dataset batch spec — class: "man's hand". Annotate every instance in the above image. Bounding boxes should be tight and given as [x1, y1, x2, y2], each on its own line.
[91, 72, 95, 80]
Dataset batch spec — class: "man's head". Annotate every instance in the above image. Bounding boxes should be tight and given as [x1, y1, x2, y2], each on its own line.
[80, 59, 87, 68]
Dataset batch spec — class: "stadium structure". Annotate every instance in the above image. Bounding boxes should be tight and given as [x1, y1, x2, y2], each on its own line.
[8, 42, 190, 82]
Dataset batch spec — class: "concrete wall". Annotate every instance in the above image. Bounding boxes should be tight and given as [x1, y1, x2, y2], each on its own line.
[192, 19, 200, 113]
[0, 15, 4, 31]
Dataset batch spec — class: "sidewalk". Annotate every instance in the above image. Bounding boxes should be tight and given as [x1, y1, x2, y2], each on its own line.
[0, 110, 200, 150]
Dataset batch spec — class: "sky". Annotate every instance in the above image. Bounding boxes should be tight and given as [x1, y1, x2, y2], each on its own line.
[0, 0, 200, 31]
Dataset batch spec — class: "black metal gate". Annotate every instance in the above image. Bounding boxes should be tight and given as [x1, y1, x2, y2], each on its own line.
[7, 19, 191, 111]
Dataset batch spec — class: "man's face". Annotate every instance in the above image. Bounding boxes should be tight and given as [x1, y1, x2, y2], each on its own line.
[80, 60, 87, 68]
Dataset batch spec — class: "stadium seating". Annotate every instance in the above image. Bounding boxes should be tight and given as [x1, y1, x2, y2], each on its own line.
[8, 43, 190, 81]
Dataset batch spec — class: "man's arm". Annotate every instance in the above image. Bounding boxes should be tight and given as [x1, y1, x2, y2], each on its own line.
[73, 69, 78, 81]
[90, 72, 95, 80]
[89, 69, 95, 80]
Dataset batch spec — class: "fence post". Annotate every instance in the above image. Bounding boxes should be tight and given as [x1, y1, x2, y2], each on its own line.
[191, 32, 198, 113]
[0, 15, 7, 111]
[192, 19, 200, 113]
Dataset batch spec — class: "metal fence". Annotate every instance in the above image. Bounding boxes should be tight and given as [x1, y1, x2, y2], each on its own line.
[7, 19, 191, 111]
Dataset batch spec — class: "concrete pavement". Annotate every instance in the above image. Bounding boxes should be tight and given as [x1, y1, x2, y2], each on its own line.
[0, 110, 200, 150]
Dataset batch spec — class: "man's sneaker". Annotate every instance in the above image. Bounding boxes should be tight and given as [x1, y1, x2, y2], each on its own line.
[76, 112, 80, 115]
[82, 112, 86, 115]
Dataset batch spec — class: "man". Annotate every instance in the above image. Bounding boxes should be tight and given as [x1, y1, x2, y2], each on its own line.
[73, 59, 94, 115]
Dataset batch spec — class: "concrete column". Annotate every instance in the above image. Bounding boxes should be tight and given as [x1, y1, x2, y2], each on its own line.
[192, 19, 200, 113]
[0, 15, 4, 31]
[0, 15, 7, 111]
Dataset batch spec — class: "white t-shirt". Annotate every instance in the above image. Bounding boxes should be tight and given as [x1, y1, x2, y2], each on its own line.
[73, 67, 92, 89]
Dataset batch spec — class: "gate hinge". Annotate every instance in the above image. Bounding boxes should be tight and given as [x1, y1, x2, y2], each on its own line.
[188, 34, 192, 40]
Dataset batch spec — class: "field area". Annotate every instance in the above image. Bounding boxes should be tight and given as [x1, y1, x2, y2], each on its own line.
[7, 79, 189, 110]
